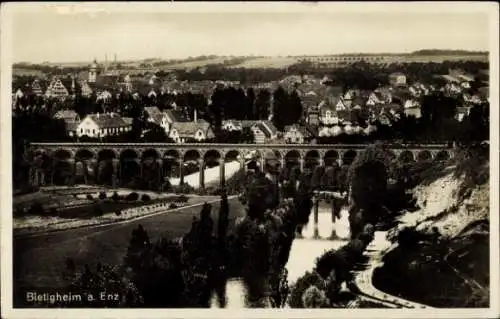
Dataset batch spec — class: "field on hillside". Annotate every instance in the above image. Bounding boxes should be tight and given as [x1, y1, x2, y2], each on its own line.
[13, 68, 46, 77]
[229, 57, 299, 69]
[161, 57, 230, 70]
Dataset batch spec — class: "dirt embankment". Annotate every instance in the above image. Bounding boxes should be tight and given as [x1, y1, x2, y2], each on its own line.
[373, 163, 490, 308]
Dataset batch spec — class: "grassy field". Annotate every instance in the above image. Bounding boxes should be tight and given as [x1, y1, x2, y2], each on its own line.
[228, 57, 299, 69]
[161, 57, 229, 70]
[13, 197, 246, 289]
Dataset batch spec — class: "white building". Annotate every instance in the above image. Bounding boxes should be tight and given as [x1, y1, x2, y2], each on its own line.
[77, 113, 132, 138]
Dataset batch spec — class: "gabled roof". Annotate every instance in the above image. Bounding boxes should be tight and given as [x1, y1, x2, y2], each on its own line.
[64, 120, 80, 132]
[85, 113, 130, 128]
[165, 109, 189, 123]
[144, 106, 164, 124]
[170, 121, 212, 137]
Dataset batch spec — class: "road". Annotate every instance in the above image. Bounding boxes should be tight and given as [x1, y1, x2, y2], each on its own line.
[13, 197, 246, 290]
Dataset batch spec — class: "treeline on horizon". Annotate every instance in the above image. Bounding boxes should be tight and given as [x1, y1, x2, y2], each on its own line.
[12, 49, 488, 69]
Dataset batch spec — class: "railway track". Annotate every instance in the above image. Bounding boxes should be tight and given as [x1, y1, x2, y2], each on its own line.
[350, 231, 435, 309]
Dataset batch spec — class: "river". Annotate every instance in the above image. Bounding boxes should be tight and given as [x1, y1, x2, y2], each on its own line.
[210, 203, 351, 308]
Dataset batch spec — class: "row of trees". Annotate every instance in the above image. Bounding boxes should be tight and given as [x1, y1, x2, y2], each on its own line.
[171, 60, 488, 89]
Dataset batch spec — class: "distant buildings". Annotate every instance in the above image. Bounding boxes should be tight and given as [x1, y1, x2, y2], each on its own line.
[389, 72, 407, 87]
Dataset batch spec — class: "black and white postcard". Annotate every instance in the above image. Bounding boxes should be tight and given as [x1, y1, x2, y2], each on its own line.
[1, 2, 499, 318]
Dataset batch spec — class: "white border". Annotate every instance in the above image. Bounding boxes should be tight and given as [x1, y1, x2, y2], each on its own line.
[1, 2, 499, 318]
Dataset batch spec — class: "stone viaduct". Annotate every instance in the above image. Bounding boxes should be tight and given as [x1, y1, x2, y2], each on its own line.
[28, 143, 454, 189]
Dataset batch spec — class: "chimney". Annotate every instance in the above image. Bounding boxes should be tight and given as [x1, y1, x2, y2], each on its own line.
[193, 108, 197, 123]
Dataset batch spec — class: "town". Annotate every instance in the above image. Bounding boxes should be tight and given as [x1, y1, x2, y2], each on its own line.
[12, 52, 489, 146]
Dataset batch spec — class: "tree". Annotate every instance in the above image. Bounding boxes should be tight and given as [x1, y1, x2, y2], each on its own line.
[347, 144, 392, 237]
[255, 89, 271, 120]
[288, 90, 303, 125]
[272, 87, 289, 131]
[217, 191, 230, 241]
[246, 87, 256, 120]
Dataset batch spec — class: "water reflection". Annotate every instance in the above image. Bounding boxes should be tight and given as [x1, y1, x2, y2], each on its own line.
[210, 278, 247, 308]
[210, 205, 351, 308]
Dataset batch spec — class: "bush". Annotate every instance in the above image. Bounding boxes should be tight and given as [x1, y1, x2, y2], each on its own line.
[141, 194, 151, 202]
[126, 192, 139, 201]
[178, 195, 188, 203]
[115, 210, 122, 216]
[99, 192, 107, 200]
[111, 192, 119, 201]
[169, 203, 178, 209]
[86, 194, 94, 200]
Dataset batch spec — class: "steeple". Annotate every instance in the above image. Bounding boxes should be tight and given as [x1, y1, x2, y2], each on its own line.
[89, 59, 98, 83]
[71, 75, 76, 98]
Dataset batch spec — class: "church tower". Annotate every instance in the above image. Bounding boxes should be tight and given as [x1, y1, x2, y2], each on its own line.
[89, 59, 98, 83]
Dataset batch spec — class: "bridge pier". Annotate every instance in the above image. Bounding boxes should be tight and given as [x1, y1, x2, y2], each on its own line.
[313, 196, 320, 239]
[219, 159, 225, 188]
[179, 158, 184, 185]
[112, 159, 120, 188]
[198, 159, 205, 191]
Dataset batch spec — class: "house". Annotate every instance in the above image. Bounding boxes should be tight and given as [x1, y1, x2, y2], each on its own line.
[444, 82, 463, 94]
[54, 109, 80, 122]
[366, 91, 387, 106]
[251, 125, 266, 144]
[96, 89, 113, 102]
[389, 72, 407, 87]
[455, 106, 472, 122]
[283, 125, 308, 144]
[31, 80, 44, 96]
[222, 120, 243, 132]
[378, 111, 394, 126]
[168, 121, 214, 143]
[259, 120, 279, 140]
[77, 113, 132, 138]
[144, 106, 164, 126]
[80, 80, 93, 98]
[45, 78, 69, 99]
[307, 105, 320, 126]
[402, 97, 421, 119]
[319, 101, 340, 125]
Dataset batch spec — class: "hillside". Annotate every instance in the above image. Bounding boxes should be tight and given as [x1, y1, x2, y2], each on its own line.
[373, 153, 490, 307]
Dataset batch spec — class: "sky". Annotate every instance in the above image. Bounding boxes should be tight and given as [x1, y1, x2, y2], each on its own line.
[8, 3, 491, 64]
